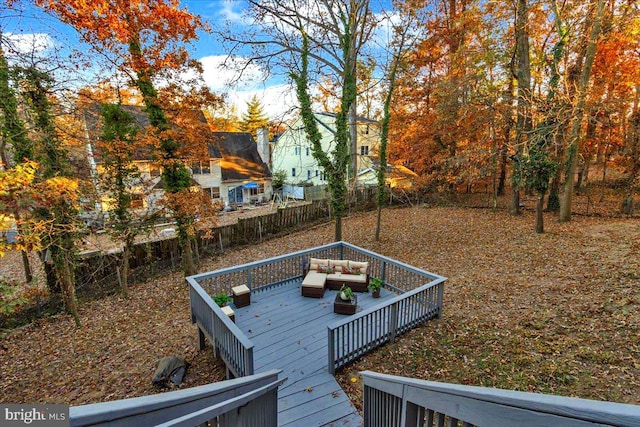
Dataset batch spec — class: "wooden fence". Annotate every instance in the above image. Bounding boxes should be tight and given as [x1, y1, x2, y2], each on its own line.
[74, 199, 333, 294]
[74, 186, 387, 294]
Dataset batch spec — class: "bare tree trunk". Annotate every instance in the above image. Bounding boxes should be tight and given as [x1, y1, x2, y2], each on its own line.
[535, 193, 545, 233]
[57, 250, 80, 327]
[559, 0, 605, 222]
[374, 204, 382, 241]
[120, 244, 130, 298]
[335, 216, 342, 241]
[182, 237, 197, 276]
[13, 208, 33, 283]
[511, 0, 532, 215]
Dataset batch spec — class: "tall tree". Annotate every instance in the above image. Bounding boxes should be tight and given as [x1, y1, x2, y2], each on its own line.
[20, 65, 81, 326]
[222, 0, 378, 183]
[239, 95, 269, 140]
[95, 102, 150, 297]
[511, 0, 533, 215]
[0, 33, 34, 283]
[292, 30, 354, 240]
[39, 0, 214, 275]
[559, 0, 605, 222]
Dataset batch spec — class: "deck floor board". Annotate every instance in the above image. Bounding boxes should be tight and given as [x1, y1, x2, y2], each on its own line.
[232, 281, 397, 427]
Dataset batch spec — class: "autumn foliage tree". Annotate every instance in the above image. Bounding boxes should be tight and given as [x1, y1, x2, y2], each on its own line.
[39, 0, 217, 275]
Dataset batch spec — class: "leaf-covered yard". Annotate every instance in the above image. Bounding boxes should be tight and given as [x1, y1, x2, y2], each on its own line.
[1, 206, 638, 409]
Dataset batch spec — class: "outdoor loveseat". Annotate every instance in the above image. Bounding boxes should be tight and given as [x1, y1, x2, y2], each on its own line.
[301, 257, 370, 298]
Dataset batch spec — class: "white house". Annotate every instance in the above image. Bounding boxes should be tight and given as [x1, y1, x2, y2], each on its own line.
[270, 112, 380, 185]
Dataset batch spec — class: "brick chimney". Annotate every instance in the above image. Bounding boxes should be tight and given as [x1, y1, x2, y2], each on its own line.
[256, 127, 270, 166]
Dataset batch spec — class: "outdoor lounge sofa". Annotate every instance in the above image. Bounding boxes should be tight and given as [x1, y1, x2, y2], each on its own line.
[301, 257, 370, 297]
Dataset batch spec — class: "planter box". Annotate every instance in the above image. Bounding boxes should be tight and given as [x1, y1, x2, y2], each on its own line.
[333, 293, 357, 315]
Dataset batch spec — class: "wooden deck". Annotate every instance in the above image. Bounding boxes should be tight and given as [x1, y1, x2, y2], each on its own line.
[230, 281, 398, 427]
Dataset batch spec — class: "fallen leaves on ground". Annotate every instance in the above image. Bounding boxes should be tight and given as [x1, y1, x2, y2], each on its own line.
[1, 205, 638, 412]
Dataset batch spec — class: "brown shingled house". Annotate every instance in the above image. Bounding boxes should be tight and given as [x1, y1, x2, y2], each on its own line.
[83, 105, 272, 214]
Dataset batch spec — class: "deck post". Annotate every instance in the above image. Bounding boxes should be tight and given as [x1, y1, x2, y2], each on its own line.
[212, 311, 220, 358]
[401, 396, 423, 427]
[245, 346, 254, 376]
[198, 327, 206, 351]
[247, 267, 252, 290]
[381, 261, 387, 284]
[328, 326, 335, 375]
[436, 281, 444, 319]
[389, 303, 398, 343]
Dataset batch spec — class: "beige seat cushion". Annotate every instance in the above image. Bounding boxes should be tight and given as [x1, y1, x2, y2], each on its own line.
[348, 261, 369, 275]
[309, 257, 329, 271]
[327, 272, 367, 284]
[329, 259, 349, 269]
[221, 306, 235, 317]
[302, 271, 327, 288]
[232, 285, 250, 295]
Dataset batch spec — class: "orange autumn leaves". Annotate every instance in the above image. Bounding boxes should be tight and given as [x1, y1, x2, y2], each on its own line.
[36, 0, 204, 73]
[0, 161, 79, 256]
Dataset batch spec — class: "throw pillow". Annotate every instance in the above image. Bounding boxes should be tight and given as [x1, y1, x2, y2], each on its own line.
[342, 266, 360, 275]
[318, 265, 334, 274]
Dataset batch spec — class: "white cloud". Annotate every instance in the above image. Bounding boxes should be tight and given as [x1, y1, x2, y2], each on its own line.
[3, 32, 56, 56]
[217, 0, 244, 23]
[199, 55, 268, 91]
[228, 83, 299, 121]
[198, 54, 299, 119]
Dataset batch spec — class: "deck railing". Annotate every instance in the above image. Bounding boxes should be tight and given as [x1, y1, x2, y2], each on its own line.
[69, 370, 284, 427]
[188, 282, 254, 378]
[361, 371, 640, 427]
[187, 242, 445, 379]
[328, 245, 445, 374]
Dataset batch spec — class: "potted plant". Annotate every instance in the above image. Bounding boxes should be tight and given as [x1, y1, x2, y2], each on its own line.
[339, 284, 355, 302]
[368, 278, 383, 298]
[213, 293, 232, 307]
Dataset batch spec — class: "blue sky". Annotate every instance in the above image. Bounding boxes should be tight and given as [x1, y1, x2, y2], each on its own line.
[1, 0, 298, 119]
[2, 0, 396, 120]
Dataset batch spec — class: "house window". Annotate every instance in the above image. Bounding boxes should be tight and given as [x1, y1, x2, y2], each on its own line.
[307, 170, 312, 180]
[202, 161, 210, 174]
[319, 171, 325, 181]
[306, 147, 310, 156]
[315, 170, 319, 177]
[294, 146, 301, 155]
[190, 161, 210, 174]
[210, 187, 220, 199]
[365, 125, 370, 135]
[130, 194, 145, 209]
[248, 184, 265, 197]
[150, 165, 162, 177]
[360, 145, 369, 156]
[292, 167, 296, 177]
